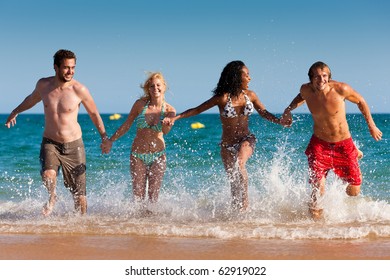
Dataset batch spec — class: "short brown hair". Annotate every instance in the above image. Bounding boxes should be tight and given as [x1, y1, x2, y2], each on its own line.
[53, 49, 76, 67]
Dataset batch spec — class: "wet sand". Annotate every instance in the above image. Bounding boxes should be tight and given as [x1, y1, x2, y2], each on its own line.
[1, 233, 390, 260]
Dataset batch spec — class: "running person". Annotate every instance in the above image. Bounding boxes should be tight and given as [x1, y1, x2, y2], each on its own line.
[5, 49, 108, 216]
[101, 72, 175, 203]
[164, 61, 285, 211]
[281, 61, 382, 220]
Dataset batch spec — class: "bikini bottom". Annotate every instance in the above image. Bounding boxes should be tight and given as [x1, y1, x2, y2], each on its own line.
[219, 134, 257, 154]
[131, 150, 166, 166]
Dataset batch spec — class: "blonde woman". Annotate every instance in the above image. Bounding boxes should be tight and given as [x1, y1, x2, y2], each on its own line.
[102, 72, 176, 202]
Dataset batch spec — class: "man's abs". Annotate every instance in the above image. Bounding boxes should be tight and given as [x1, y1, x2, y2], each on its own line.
[43, 123, 82, 143]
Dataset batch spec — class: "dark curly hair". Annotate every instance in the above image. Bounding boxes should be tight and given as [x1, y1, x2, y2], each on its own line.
[53, 49, 76, 67]
[212, 60, 245, 97]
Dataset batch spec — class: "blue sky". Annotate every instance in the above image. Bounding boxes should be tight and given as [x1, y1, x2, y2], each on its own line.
[1, 0, 389, 114]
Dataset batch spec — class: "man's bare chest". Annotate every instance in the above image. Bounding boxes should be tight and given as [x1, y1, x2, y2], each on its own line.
[42, 90, 81, 113]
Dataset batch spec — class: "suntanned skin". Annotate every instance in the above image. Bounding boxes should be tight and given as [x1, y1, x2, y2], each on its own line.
[281, 64, 382, 220]
[164, 66, 284, 211]
[101, 76, 176, 203]
[5, 57, 108, 216]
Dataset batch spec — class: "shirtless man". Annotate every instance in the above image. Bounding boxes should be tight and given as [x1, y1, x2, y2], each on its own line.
[281, 61, 382, 220]
[5, 49, 108, 216]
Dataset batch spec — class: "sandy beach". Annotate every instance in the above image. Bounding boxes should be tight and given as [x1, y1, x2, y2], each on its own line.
[1, 233, 390, 260]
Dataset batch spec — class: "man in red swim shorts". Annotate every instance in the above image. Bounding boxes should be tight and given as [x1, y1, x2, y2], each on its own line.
[305, 135, 362, 189]
[281, 61, 382, 220]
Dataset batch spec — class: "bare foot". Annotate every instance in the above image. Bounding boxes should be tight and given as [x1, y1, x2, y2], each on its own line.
[239, 203, 249, 213]
[42, 202, 54, 216]
[309, 208, 324, 221]
[308, 200, 323, 221]
[42, 195, 57, 217]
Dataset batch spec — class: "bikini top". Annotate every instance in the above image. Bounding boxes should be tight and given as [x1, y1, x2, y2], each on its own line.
[136, 101, 165, 132]
[221, 93, 254, 118]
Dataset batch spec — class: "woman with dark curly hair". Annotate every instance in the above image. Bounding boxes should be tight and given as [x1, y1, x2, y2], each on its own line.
[164, 61, 284, 211]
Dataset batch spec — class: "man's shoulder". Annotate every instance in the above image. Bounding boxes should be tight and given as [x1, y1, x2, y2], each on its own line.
[70, 79, 90, 95]
[300, 83, 312, 94]
[329, 80, 352, 94]
[71, 79, 86, 89]
[37, 76, 54, 85]
[34, 77, 55, 94]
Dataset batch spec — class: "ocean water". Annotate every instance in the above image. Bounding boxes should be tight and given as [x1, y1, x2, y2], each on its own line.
[0, 113, 389, 240]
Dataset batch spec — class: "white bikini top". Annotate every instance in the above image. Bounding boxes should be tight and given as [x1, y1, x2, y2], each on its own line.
[221, 93, 254, 118]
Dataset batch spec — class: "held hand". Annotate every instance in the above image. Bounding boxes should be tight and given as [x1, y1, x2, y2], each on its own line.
[370, 126, 383, 141]
[101, 138, 113, 154]
[162, 117, 175, 126]
[280, 110, 293, 127]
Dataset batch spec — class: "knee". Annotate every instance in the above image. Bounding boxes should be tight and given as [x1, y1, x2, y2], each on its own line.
[42, 169, 56, 180]
[346, 184, 361, 196]
[237, 158, 248, 172]
[74, 194, 87, 205]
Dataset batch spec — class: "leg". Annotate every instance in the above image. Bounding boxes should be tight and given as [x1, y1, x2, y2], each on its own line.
[39, 139, 60, 216]
[309, 177, 325, 221]
[332, 138, 362, 197]
[346, 149, 362, 196]
[221, 147, 240, 209]
[73, 194, 87, 214]
[42, 169, 58, 216]
[63, 162, 87, 215]
[147, 154, 167, 203]
[130, 155, 148, 202]
[236, 141, 254, 211]
[60, 139, 87, 215]
[346, 184, 361, 196]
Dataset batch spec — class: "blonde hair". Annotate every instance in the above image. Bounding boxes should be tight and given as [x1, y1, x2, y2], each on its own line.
[140, 72, 168, 100]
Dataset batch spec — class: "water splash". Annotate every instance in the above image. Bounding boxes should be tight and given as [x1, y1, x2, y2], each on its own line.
[1, 138, 389, 240]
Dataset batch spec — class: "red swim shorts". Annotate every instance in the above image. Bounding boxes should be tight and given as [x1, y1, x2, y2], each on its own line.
[305, 135, 362, 185]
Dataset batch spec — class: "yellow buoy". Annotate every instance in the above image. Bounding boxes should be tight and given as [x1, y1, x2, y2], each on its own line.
[191, 122, 205, 129]
[109, 113, 122, 120]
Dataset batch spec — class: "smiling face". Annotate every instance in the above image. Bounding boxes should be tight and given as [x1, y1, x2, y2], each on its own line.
[55, 58, 76, 83]
[142, 72, 168, 100]
[311, 67, 330, 91]
[240, 66, 251, 90]
[147, 77, 166, 101]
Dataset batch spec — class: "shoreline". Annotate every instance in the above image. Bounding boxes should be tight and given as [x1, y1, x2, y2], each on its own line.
[1, 233, 390, 260]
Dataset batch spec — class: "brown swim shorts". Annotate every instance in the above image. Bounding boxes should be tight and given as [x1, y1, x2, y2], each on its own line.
[40, 137, 86, 196]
